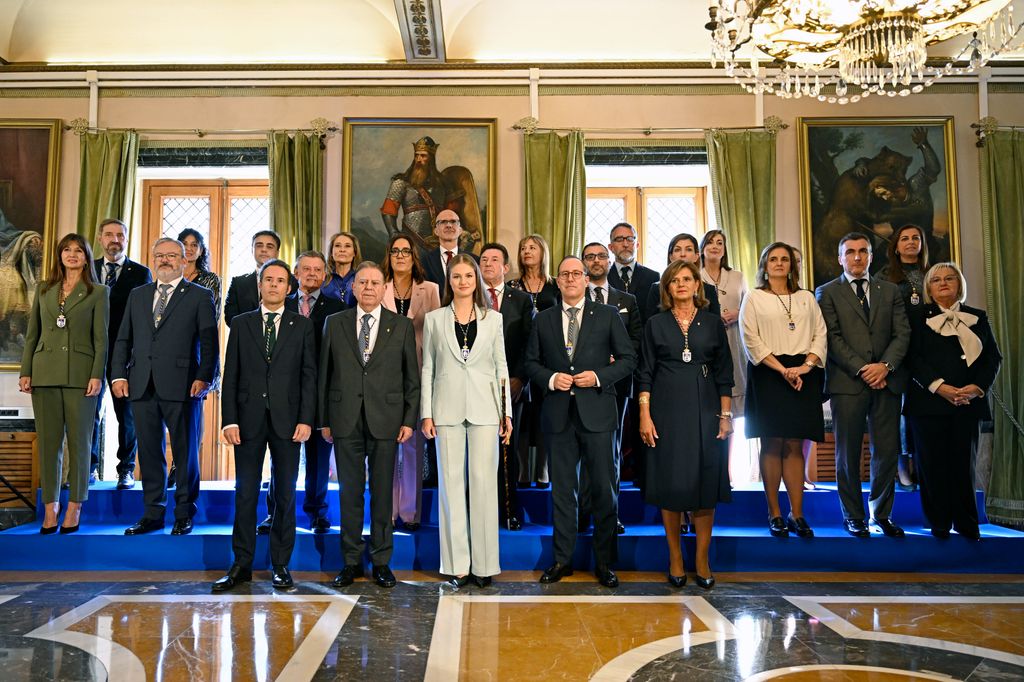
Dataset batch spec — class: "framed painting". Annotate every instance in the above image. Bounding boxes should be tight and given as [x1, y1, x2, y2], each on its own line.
[341, 118, 496, 262]
[798, 116, 960, 291]
[0, 119, 61, 370]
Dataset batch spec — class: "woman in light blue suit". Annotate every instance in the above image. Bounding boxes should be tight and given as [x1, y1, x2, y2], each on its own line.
[421, 255, 512, 588]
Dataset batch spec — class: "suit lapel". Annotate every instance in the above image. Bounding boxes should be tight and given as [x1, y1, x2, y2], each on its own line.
[443, 305, 463, 362]
[156, 281, 190, 328]
[271, 310, 296, 363]
[246, 312, 268, 362]
[366, 309, 394, 368]
[869, 280, 883, 326]
[59, 281, 88, 315]
[838, 275, 868, 324]
[411, 283, 427, 320]
[573, 300, 594, 358]
[342, 310, 360, 360]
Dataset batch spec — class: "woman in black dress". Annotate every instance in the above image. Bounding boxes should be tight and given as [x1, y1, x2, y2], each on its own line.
[507, 234, 559, 486]
[638, 260, 733, 589]
[178, 228, 222, 321]
[904, 262, 1001, 539]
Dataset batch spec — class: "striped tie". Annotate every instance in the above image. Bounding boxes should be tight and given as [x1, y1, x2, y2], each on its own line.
[154, 284, 171, 327]
[264, 312, 278, 359]
[566, 307, 579, 359]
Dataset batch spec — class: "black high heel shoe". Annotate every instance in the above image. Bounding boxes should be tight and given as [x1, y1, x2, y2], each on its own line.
[768, 516, 789, 537]
[40, 503, 60, 535]
[694, 574, 716, 590]
[667, 574, 687, 588]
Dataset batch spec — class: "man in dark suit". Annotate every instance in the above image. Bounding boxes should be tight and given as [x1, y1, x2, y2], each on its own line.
[293, 250, 346, 533]
[525, 256, 637, 588]
[581, 242, 642, 534]
[91, 218, 152, 489]
[212, 259, 317, 591]
[816, 232, 910, 538]
[320, 261, 419, 589]
[112, 237, 219, 536]
[420, 209, 478, 295]
[479, 242, 534, 531]
[606, 222, 659, 303]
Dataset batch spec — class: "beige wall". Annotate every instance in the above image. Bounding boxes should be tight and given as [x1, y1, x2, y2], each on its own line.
[1, 87, 1019, 404]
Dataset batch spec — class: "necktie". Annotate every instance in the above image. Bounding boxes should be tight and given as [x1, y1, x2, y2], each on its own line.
[300, 294, 311, 317]
[359, 313, 373, 364]
[620, 266, 631, 290]
[264, 312, 277, 359]
[566, 307, 579, 359]
[154, 283, 171, 327]
[488, 287, 499, 310]
[854, 279, 870, 316]
[594, 286, 605, 304]
[444, 251, 454, 268]
[105, 262, 118, 287]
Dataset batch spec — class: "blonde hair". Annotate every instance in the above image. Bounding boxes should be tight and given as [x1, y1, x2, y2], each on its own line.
[923, 262, 967, 304]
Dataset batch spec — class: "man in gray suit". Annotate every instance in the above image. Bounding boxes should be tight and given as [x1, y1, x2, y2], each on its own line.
[816, 232, 910, 538]
[320, 261, 420, 589]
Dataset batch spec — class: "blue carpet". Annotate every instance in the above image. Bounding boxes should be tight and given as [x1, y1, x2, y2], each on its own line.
[0, 484, 1020, 573]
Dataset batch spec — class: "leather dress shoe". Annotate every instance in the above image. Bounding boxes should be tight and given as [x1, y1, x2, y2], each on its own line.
[116, 472, 135, 490]
[472, 574, 492, 588]
[768, 516, 789, 537]
[787, 514, 814, 538]
[505, 516, 522, 531]
[171, 518, 193, 535]
[332, 564, 364, 587]
[616, 520, 626, 535]
[310, 517, 331, 534]
[872, 518, 905, 538]
[125, 518, 165, 535]
[695, 574, 716, 590]
[844, 519, 870, 538]
[539, 563, 574, 584]
[535, 481, 550, 489]
[256, 515, 272, 535]
[272, 565, 294, 589]
[402, 522, 421, 532]
[955, 526, 981, 541]
[212, 565, 252, 592]
[931, 527, 951, 539]
[373, 565, 397, 588]
[595, 565, 619, 588]
[667, 574, 687, 588]
[447, 574, 470, 588]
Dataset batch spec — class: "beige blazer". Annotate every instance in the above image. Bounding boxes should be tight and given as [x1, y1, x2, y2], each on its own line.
[383, 279, 440, 366]
[420, 305, 512, 426]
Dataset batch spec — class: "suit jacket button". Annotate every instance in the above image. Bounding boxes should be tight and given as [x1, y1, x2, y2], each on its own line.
[569, 366, 574, 371]
[262, 393, 267, 398]
[62, 346, 67, 351]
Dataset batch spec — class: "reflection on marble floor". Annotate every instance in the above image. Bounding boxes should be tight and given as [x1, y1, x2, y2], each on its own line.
[0, 575, 1022, 681]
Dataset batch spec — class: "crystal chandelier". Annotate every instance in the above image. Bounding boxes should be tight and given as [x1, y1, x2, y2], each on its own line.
[706, 1, 1024, 102]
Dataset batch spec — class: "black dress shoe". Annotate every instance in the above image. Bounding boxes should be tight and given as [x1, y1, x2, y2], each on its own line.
[535, 481, 550, 489]
[402, 522, 421, 532]
[595, 565, 619, 588]
[872, 518, 905, 538]
[844, 519, 870, 538]
[695, 574, 716, 590]
[40, 524, 58, 535]
[472, 574, 492, 588]
[310, 517, 331, 534]
[373, 565, 397, 588]
[332, 564, 364, 587]
[539, 562, 573, 584]
[166, 464, 176, 489]
[171, 518, 193, 536]
[125, 518, 165, 535]
[955, 526, 981, 541]
[667, 574, 687, 588]
[212, 565, 252, 592]
[116, 472, 135, 490]
[768, 516, 789, 537]
[931, 527, 951, 539]
[787, 514, 814, 538]
[272, 565, 294, 589]
[256, 515, 272, 535]
[505, 517, 522, 531]
[616, 520, 626, 535]
[447, 574, 470, 588]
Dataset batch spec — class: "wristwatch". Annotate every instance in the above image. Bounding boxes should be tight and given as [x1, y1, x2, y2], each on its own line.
[883, 362, 895, 373]
[804, 360, 816, 367]
[719, 411, 734, 419]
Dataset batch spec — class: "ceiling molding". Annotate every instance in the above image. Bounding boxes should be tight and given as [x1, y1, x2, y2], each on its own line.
[394, 0, 445, 63]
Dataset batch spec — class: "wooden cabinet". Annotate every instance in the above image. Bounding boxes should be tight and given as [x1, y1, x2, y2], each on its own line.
[0, 431, 38, 509]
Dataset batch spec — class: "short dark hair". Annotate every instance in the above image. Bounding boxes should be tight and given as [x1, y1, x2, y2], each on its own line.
[838, 231, 872, 253]
[98, 218, 127, 234]
[258, 258, 291, 280]
[557, 255, 584, 273]
[582, 241, 607, 254]
[480, 242, 509, 264]
[252, 230, 282, 249]
[610, 222, 635, 237]
[667, 233, 700, 266]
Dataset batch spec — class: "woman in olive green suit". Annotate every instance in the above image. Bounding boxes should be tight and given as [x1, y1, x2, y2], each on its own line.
[19, 233, 109, 534]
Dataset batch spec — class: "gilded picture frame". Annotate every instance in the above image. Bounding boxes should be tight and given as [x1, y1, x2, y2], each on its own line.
[0, 119, 62, 370]
[798, 116, 960, 291]
[341, 118, 496, 263]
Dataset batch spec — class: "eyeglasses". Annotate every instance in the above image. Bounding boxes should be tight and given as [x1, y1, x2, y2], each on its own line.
[558, 271, 586, 281]
[611, 236, 637, 244]
[154, 252, 181, 261]
[582, 253, 609, 261]
[929, 275, 959, 285]
[436, 219, 460, 226]
[389, 248, 413, 257]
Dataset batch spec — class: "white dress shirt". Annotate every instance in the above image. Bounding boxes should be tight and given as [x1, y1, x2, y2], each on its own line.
[588, 282, 609, 303]
[485, 282, 505, 309]
[548, 300, 600, 390]
[847, 272, 871, 305]
[356, 304, 383, 354]
[101, 253, 127, 282]
[152, 276, 184, 312]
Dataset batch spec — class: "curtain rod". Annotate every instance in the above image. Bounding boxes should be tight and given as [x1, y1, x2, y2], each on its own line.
[512, 117, 787, 135]
[63, 120, 338, 137]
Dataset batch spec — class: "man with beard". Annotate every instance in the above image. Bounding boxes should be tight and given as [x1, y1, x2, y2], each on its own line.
[380, 137, 482, 253]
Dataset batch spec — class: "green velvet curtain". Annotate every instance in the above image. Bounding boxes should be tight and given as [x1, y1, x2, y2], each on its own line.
[980, 129, 1024, 528]
[523, 131, 586, 265]
[77, 130, 139, 247]
[704, 129, 777, 281]
[268, 131, 323, 267]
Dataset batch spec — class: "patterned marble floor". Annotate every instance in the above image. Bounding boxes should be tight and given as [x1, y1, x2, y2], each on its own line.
[0, 571, 1021, 681]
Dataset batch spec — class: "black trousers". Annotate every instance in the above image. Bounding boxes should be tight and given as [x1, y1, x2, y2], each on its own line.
[302, 431, 334, 521]
[497, 398, 524, 525]
[132, 380, 201, 522]
[231, 408, 300, 569]
[90, 375, 139, 476]
[579, 393, 629, 516]
[907, 412, 981, 535]
[336, 408, 397, 567]
[545, 397, 619, 567]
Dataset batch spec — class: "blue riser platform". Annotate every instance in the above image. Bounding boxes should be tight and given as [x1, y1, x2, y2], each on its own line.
[1, 483, 1021, 573]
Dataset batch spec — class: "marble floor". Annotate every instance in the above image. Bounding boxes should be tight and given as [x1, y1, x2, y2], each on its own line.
[0, 571, 1021, 681]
